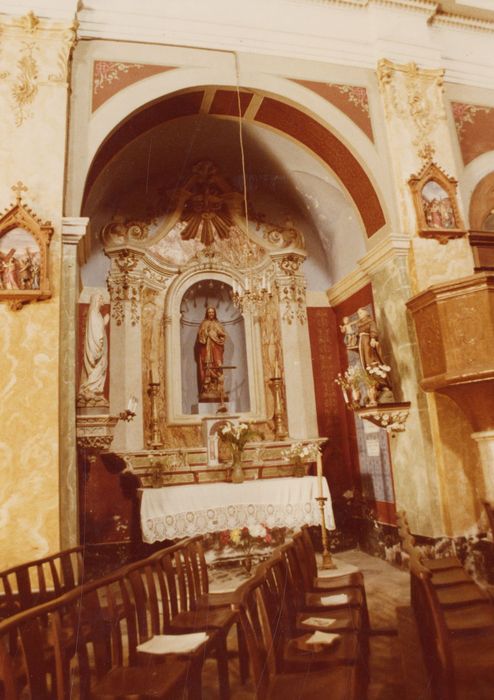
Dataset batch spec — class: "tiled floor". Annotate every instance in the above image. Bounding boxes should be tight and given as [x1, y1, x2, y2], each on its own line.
[201, 549, 412, 699]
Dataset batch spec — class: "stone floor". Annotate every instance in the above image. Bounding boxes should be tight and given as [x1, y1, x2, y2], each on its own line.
[201, 548, 413, 699]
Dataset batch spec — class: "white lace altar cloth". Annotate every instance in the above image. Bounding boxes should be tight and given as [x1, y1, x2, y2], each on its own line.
[140, 476, 335, 543]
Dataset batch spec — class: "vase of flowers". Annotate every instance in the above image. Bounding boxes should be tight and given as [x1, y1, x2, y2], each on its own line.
[218, 422, 262, 483]
[283, 441, 320, 478]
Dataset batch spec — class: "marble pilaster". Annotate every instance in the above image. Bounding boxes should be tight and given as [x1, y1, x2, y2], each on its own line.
[272, 251, 318, 439]
[107, 248, 145, 451]
[60, 218, 88, 547]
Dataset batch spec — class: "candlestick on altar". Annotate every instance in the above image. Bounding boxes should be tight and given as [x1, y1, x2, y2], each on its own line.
[316, 450, 336, 569]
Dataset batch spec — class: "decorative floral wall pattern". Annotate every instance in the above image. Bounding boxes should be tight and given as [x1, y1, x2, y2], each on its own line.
[451, 101, 494, 165]
[290, 79, 374, 141]
[92, 60, 175, 111]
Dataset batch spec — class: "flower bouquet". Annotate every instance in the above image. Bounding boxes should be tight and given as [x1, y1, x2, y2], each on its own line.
[211, 524, 286, 572]
[218, 422, 262, 483]
[283, 441, 320, 477]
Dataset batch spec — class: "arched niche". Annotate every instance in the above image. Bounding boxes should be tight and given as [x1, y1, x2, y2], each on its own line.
[165, 268, 266, 425]
[179, 279, 250, 415]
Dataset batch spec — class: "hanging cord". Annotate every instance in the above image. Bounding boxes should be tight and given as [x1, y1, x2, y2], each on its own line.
[234, 52, 249, 232]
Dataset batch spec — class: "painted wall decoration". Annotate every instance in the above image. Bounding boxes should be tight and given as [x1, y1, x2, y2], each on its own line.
[0, 182, 53, 309]
[451, 101, 494, 165]
[92, 60, 176, 111]
[408, 161, 465, 244]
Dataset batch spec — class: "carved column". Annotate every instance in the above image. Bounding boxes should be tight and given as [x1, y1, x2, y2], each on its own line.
[106, 248, 145, 451]
[60, 217, 88, 548]
[271, 251, 318, 439]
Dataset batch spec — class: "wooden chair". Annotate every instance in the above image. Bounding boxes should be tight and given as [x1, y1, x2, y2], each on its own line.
[254, 553, 368, 690]
[0, 571, 189, 700]
[128, 542, 234, 700]
[231, 573, 362, 700]
[298, 526, 365, 589]
[396, 511, 463, 572]
[0, 546, 84, 620]
[416, 565, 494, 700]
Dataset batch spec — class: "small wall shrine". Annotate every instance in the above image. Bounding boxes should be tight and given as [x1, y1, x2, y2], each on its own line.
[0, 182, 53, 310]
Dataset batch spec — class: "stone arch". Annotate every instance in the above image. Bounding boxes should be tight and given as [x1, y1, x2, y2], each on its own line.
[69, 69, 390, 238]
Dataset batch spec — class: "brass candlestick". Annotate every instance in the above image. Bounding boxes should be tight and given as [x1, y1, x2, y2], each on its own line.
[315, 496, 336, 569]
[148, 381, 163, 449]
[270, 375, 288, 440]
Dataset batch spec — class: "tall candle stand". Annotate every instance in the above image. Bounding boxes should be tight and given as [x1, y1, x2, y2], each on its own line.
[148, 380, 163, 449]
[270, 362, 288, 440]
[316, 452, 336, 569]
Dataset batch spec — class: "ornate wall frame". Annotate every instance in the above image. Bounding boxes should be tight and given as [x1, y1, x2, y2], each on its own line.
[0, 182, 53, 309]
[408, 162, 465, 244]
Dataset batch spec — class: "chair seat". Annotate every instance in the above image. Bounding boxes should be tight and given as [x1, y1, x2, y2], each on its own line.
[295, 607, 361, 634]
[91, 660, 188, 699]
[444, 602, 494, 632]
[196, 591, 236, 609]
[431, 568, 472, 587]
[437, 583, 489, 608]
[282, 631, 360, 669]
[452, 632, 494, 699]
[304, 587, 363, 610]
[170, 607, 237, 631]
[269, 663, 359, 700]
[312, 572, 364, 590]
[424, 556, 462, 571]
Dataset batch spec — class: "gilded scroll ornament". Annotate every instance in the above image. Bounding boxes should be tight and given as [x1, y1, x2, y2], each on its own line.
[12, 41, 38, 127]
[48, 21, 79, 84]
[107, 250, 143, 326]
[377, 58, 446, 151]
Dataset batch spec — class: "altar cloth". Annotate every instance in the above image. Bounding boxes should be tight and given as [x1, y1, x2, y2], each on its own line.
[140, 476, 335, 543]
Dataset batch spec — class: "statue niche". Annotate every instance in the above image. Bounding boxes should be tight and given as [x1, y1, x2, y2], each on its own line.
[180, 279, 250, 415]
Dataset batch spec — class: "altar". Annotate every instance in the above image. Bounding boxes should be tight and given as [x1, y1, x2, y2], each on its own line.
[140, 475, 334, 543]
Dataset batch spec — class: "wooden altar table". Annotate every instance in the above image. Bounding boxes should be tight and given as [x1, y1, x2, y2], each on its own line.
[140, 476, 335, 544]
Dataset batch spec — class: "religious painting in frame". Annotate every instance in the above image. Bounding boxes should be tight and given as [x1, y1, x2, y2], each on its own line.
[0, 182, 53, 309]
[408, 162, 465, 244]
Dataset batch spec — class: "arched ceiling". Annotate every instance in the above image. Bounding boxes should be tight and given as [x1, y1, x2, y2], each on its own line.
[82, 87, 386, 238]
[81, 111, 367, 290]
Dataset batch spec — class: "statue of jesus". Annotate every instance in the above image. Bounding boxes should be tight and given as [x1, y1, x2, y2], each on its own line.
[196, 306, 227, 402]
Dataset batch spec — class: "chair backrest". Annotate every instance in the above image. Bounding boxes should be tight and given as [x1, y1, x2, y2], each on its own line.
[231, 574, 276, 700]
[0, 546, 84, 618]
[0, 570, 124, 700]
[300, 525, 318, 580]
[416, 568, 456, 700]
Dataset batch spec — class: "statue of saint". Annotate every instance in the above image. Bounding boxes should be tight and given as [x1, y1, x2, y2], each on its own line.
[196, 306, 227, 401]
[356, 307, 392, 396]
[78, 293, 110, 406]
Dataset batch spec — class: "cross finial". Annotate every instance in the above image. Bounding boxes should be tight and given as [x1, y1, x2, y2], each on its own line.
[12, 181, 28, 203]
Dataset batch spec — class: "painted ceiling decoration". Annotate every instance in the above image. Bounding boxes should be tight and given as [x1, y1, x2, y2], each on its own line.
[289, 79, 374, 142]
[92, 60, 176, 111]
[451, 101, 494, 165]
[84, 89, 386, 238]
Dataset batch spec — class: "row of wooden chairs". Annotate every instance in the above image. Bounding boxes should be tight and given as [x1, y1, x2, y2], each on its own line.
[231, 533, 370, 699]
[0, 528, 370, 699]
[0, 535, 244, 700]
[0, 546, 84, 620]
[397, 511, 494, 699]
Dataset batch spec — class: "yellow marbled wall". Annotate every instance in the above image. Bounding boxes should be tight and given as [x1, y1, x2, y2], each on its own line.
[0, 14, 75, 568]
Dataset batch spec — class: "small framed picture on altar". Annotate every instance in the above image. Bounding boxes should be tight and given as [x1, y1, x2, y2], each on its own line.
[408, 162, 465, 244]
[202, 416, 239, 466]
[0, 183, 53, 310]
